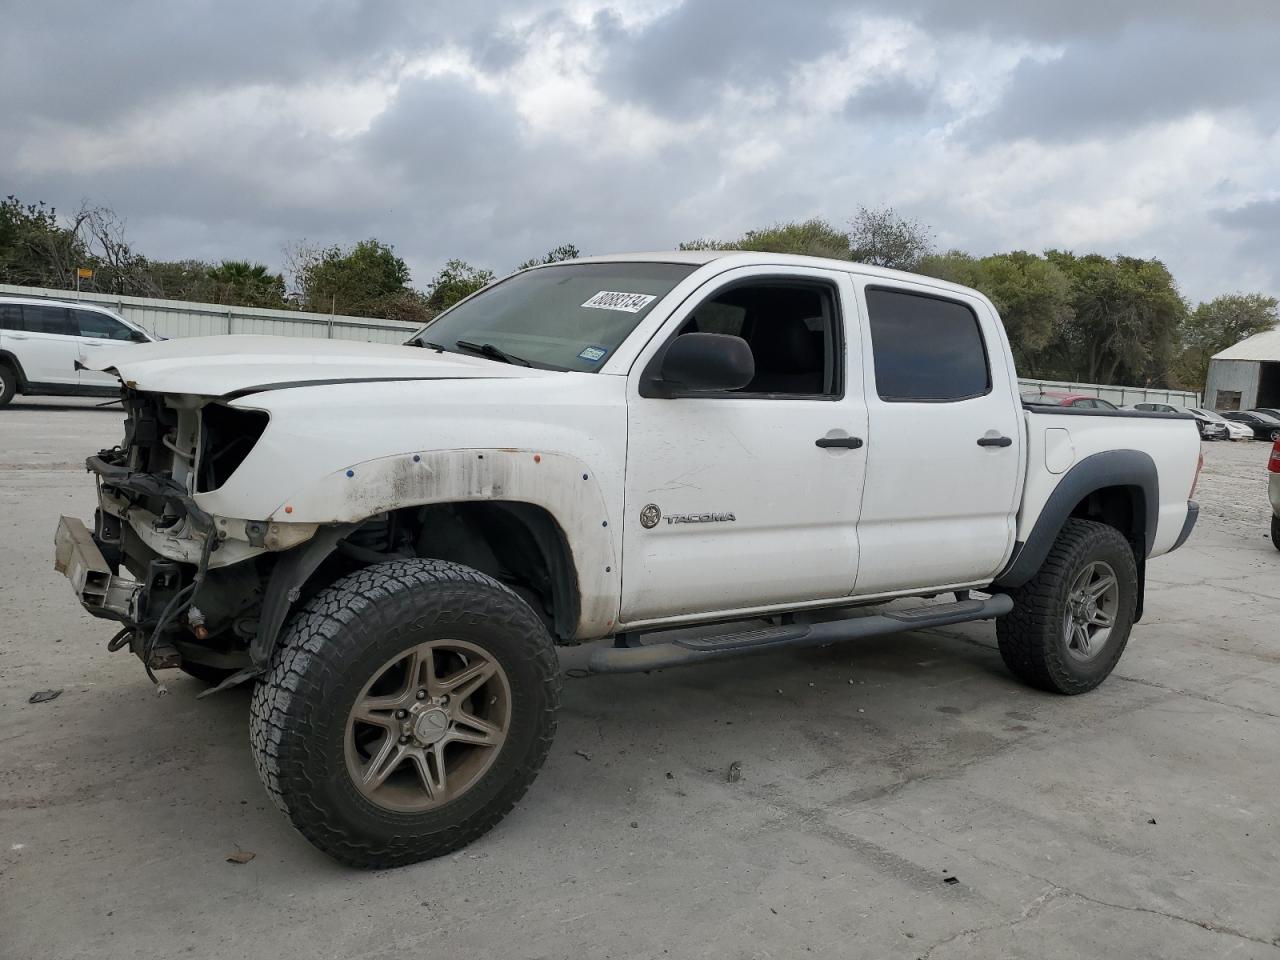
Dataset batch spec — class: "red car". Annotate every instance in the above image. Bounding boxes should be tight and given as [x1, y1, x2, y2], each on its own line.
[1021, 391, 1118, 410]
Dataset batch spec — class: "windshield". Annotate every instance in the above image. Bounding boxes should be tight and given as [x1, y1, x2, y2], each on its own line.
[1194, 408, 1225, 422]
[409, 261, 697, 372]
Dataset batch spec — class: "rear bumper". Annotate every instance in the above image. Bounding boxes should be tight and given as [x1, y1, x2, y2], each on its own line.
[1170, 500, 1199, 552]
[53, 515, 141, 622]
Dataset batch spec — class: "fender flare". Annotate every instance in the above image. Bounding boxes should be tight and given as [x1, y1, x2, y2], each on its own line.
[249, 522, 356, 667]
[0, 350, 29, 388]
[995, 449, 1158, 593]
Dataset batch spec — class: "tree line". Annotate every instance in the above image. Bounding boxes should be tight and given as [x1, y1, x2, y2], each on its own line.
[0, 195, 567, 326]
[683, 208, 1277, 391]
[3, 195, 1274, 390]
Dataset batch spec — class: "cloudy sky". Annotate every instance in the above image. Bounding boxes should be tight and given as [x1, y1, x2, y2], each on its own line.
[3, 0, 1278, 303]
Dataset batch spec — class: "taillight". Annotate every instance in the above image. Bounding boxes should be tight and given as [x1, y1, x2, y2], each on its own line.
[1269, 440, 1280, 474]
[1190, 451, 1204, 497]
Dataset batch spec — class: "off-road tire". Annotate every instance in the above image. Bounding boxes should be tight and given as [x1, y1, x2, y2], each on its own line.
[996, 519, 1137, 694]
[1271, 515, 1280, 552]
[178, 661, 237, 685]
[248, 558, 560, 868]
[0, 364, 16, 406]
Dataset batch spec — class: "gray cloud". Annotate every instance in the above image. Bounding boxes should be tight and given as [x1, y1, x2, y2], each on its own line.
[1215, 199, 1280, 235]
[2, 0, 1279, 306]
[595, 0, 850, 113]
[971, 20, 1280, 143]
[844, 77, 937, 119]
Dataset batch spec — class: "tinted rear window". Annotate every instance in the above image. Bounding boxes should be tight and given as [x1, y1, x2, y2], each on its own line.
[0, 304, 21, 331]
[22, 305, 70, 335]
[865, 288, 990, 402]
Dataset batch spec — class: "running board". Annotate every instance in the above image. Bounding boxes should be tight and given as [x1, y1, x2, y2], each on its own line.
[587, 595, 1014, 674]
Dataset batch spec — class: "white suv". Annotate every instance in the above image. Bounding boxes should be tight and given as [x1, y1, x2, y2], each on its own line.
[0, 296, 156, 406]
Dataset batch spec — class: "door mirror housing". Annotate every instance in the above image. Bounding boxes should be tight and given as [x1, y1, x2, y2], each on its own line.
[653, 333, 754, 394]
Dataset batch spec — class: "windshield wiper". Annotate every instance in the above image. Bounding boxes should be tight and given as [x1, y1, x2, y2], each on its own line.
[407, 335, 445, 352]
[454, 339, 533, 367]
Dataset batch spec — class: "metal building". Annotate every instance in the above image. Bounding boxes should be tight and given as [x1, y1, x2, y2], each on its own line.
[1204, 328, 1280, 411]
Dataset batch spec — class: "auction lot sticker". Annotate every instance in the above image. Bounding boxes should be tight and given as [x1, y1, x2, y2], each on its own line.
[581, 291, 657, 313]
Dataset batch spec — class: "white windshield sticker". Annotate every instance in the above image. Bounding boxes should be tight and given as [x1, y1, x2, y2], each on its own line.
[581, 290, 657, 313]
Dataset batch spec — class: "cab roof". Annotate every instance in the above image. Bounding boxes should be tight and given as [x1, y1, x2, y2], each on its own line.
[554, 250, 986, 302]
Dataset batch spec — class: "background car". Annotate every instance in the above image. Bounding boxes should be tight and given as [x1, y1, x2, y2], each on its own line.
[1021, 391, 1118, 410]
[1251, 407, 1280, 420]
[1127, 402, 1226, 439]
[1192, 407, 1252, 440]
[0, 297, 155, 406]
[1270, 439, 1280, 551]
[1222, 410, 1280, 440]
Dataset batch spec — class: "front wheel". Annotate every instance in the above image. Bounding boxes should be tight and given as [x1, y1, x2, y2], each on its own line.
[249, 558, 560, 868]
[997, 519, 1137, 694]
[0, 364, 17, 407]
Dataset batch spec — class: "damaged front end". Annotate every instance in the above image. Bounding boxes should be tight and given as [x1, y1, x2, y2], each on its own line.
[53, 389, 322, 689]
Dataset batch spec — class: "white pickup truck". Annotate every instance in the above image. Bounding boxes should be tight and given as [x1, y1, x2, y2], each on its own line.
[53, 251, 1202, 867]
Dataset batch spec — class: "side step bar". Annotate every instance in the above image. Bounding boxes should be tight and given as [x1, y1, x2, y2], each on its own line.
[587, 595, 1014, 674]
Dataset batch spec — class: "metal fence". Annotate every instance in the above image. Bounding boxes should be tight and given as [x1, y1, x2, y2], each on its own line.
[1018, 377, 1201, 409]
[0, 283, 420, 344]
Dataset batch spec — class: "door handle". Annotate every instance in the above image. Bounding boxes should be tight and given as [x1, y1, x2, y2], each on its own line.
[9, 334, 28, 340]
[815, 436, 863, 449]
[977, 435, 1013, 447]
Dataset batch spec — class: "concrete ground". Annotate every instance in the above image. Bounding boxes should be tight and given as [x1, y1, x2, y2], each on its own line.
[2, 397, 1278, 960]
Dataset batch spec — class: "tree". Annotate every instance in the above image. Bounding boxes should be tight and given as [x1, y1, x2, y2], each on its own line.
[1175, 293, 1279, 389]
[425, 259, 495, 312]
[298, 239, 414, 317]
[517, 243, 580, 270]
[847, 205, 933, 270]
[918, 250, 1071, 374]
[0, 195, 87, 288]
[206, 260, 287, 308]
[678, 207, 934, 267]
[1045, 252, 1186, 387]
[680, 218, 853, 259]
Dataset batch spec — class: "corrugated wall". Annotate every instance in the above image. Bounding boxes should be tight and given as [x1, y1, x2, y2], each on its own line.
[1203, 360, 1260, 410]
[0, 283, 421, 344]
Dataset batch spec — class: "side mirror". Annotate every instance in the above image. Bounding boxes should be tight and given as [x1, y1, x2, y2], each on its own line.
[655, 333, 754, 393]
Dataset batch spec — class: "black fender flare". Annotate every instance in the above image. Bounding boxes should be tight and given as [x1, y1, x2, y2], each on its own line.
[995, 450, 1158, 606]
[0, 350, 29, 388]
[249, 523, 356, 668]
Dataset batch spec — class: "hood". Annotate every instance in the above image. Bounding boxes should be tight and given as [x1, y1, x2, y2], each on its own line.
[82, 334, 553, 398]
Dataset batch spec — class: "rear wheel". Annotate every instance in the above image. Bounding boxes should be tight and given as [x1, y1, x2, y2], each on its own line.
[249, 558, 560, 868]
[997, 519, 1137, 694]
[0, 364, 16, 406]
[1271, 515, 1280, 552]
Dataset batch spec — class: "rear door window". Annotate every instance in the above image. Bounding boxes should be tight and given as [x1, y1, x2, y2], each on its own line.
[21, 305, 71, 335]
[865, 288, 990, 402]
[0, 304, 22, 330]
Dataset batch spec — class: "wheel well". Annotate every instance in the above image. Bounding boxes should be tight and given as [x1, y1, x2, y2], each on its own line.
[314, 502, 582, 642]
[0, 351, 26, 387]
[1067, 483, 1147, 622]
[1068, 484, 1146, 555]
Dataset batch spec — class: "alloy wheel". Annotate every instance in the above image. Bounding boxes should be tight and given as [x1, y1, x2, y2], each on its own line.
[345, 639, 511, 812]
[1062, 560, 1120, 662]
